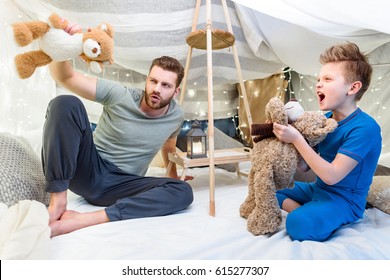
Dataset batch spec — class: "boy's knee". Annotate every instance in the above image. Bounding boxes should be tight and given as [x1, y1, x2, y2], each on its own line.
[286, 211, 331, 242]
[276, 191, 288, 209]
[286, 212, 311, 241]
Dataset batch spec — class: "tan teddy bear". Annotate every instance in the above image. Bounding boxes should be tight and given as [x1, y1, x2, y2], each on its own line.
[12, 13, 114, 79]
[239, 97, 338, 236]
[367, 176, 390, 215]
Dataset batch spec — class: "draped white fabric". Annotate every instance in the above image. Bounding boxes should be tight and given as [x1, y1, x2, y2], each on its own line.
[233, 0, 390, 75]
[1, 0, 390, 152]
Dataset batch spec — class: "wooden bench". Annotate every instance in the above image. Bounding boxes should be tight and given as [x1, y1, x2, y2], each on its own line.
[165, 147, 251, 180]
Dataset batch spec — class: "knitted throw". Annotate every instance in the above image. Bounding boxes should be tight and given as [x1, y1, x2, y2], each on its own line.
[0, 133, 49, 207]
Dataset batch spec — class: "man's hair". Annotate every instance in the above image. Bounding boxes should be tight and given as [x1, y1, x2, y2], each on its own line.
[149, 56, 185, 87]
[319, 42, 372, 100]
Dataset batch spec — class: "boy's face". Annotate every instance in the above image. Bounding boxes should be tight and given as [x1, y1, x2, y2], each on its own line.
[145, 66, 179, 110]
[316, 61, 352, 112]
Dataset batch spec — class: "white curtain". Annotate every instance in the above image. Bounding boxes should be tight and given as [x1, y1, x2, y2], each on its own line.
[1, 0, 390, 153]
[232, 0, 390, 153]
[232, 0, 390, 75]
[0, 0, 55, 135]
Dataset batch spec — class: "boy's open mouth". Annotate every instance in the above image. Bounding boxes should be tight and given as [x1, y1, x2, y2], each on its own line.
[318, 92, 325, 102]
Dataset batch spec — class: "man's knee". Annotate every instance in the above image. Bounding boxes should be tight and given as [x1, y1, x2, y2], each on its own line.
[177, 181, 194, 207]
[48, 95, 83, 112]
[45, 95, 88, 128]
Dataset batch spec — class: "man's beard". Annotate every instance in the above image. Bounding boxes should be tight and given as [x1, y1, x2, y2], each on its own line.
[144, 91, 174, 110]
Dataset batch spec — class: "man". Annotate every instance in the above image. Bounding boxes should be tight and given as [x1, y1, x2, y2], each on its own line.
[44, 55, 193, 237]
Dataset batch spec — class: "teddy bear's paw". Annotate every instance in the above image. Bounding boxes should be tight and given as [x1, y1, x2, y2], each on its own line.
[89, 61, 103, 73]
[12, 23, 34, 47]
[12, 21, 50, 47]
[247, 211, 282, 235]
[239, 203, 254, 219]
[14, 51, 52, 79]
[14, 54, 36, 79]
[48, 13, 69, 30]
[247, 221, 280, 236]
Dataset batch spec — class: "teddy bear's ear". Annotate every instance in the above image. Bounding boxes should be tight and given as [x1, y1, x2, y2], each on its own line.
[99, 23, 114, 38]
[265, 97, 288, 125]
[310, 118, 337, 136]
[324, 118, 338, 133]
[307, 118, 338, 146]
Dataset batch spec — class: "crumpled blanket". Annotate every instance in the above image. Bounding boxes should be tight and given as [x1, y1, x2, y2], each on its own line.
[0, 200, 51, 259]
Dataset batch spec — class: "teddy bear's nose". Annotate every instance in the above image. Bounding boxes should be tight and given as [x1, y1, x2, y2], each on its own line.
[92, 48, 98, 54]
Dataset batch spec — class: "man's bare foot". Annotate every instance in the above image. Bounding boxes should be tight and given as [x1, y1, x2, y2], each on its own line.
[49, 209, 109, 237]
[48, 191, 68, 222]
[48, 204, 66, 222]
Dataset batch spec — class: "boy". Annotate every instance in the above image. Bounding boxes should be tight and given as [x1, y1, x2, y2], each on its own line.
[273, 42, 382, 241]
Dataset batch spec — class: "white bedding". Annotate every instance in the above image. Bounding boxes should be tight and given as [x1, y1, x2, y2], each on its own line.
[47, 166, 390, 260]
[0, 200, 51, 259]
[2, 130, 390, 260]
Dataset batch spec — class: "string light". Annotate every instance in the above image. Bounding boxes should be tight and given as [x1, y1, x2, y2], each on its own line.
[1, 0, 390, 152]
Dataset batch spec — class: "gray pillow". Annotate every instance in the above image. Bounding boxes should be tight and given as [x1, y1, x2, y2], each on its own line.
[205, 126, 244, 172]
[0, 133, 49, 207]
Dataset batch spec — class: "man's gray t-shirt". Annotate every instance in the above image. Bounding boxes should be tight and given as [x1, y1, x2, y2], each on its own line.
[93, 79, 184, 176]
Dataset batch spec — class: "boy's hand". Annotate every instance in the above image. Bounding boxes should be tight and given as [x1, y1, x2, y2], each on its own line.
[273, 122, 301, 144]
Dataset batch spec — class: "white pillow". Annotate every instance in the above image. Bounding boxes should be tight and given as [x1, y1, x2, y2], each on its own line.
[0, 133, 49, 207]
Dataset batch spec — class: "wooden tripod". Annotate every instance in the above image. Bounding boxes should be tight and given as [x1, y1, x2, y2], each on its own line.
[180, 0, 253, 216]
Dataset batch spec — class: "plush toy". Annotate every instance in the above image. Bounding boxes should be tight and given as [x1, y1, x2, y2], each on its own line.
[239, 97, 338, 236]
[367, 176, 390, 215]
[284, 98, 304, 122]
[251, 98, 304, 143]
[12, 13, 114, 79]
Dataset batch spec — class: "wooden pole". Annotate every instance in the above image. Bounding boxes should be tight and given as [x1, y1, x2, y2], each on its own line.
[206, 0, 215, 216]
[179, 0, 201, 105]
[220, 0, 252, 127]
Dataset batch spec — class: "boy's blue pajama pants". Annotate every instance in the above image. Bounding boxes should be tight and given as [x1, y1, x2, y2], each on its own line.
[276, 181, 358, 241]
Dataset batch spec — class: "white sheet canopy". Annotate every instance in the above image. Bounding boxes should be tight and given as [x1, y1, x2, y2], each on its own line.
[1, 0, 390, 152]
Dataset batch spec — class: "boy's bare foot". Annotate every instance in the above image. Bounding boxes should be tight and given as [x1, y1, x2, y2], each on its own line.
[49, 209, 109, 237]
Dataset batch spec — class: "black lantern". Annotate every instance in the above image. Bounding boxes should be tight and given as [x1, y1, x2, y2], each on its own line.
[186, 120, 207, 159]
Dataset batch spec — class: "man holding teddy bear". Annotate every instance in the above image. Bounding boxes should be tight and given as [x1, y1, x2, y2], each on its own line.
[43, 21, 193, 237]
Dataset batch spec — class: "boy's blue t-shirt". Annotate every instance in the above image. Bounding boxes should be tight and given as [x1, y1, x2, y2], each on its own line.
[316, 108, 382, 216]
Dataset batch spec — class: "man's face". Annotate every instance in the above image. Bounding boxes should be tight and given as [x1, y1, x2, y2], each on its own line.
[144, 66, 179, 110]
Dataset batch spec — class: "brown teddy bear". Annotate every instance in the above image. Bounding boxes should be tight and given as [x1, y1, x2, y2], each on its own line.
[367, 176, 390, 215]
[240, 97, 338, 235]
[12, 13, 114, 79]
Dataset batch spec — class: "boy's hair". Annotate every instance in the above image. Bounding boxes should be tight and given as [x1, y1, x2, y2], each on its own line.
[149, 56, 185, 87]
[319, 42, 372, 100]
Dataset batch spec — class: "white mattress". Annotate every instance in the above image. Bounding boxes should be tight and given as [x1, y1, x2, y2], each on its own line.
[48, 166, 390, 260]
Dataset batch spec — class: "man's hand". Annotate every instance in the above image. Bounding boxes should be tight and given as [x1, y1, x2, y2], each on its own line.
[60, 17, 82, 35]
[184, 175, 194, 181]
